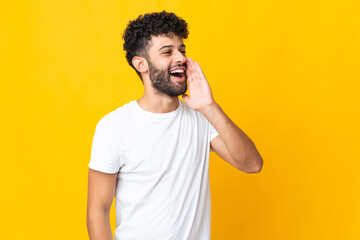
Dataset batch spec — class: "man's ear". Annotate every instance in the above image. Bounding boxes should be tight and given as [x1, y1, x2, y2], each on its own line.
[132, 56, 148, 73]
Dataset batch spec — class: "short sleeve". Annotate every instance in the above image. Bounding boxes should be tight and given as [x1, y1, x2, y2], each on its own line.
[209, 122, 219, 152]
[88, 115, 123, 173]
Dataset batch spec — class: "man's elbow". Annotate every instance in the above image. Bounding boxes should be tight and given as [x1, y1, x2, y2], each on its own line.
[247, 163, 263, 173]
[87, 207, 110, 227]
[242, 156, 263, 174]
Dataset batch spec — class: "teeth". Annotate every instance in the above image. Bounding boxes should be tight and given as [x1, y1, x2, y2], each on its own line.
[170, 69, 184, 74]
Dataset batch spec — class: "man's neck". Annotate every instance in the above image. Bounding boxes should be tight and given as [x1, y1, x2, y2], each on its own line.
[137, 93, 179, 114]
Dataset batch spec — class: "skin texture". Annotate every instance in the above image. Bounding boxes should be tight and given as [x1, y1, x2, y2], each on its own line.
[147, 56, 187, 97]
[184, 57, 263, 173]
[87, 169, 117, 240]
[134, 34, 189, 113]
[87, 33, 263, 239]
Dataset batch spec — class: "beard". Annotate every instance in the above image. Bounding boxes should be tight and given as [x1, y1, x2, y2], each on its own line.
[148, 60, 187, 97]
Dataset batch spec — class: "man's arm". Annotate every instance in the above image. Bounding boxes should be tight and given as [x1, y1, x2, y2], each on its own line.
[205, 104, 263, 173]
[87, 168, 118, 240]
[182, 58, 263, 173]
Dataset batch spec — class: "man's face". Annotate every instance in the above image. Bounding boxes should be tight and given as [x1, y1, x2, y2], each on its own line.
[146, 33, 187, 97]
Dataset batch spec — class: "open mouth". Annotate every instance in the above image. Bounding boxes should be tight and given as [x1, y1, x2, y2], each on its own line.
[170, 69, 186, 81]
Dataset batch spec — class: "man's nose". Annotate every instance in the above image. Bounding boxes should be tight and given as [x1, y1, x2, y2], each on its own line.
[174, 50, 186, 64]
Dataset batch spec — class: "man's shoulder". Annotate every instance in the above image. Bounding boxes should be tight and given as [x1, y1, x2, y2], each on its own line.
[112, 100, 136, 115]
[98, 100, 137, 125]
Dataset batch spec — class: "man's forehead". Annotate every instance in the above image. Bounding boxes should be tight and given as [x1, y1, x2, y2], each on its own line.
[149, 34, 185, 49]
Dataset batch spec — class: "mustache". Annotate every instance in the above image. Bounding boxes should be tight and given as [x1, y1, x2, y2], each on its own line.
[169, 64, 186, 71]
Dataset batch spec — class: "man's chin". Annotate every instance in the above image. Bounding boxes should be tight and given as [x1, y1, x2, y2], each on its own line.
[170, 87, 187, 97]
[151, 77, 187, 97]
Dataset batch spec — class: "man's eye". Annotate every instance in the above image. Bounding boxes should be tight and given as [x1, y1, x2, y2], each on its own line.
[181, 51, 186, 54]
[163, 51, 171, 54]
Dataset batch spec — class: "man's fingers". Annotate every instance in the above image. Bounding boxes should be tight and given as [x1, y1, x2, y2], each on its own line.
[188, 58, 204, 76]
[186, 69, 193, 82]
[186, 59, 193, 75]
[186, 58, 196, 81]
[195, 62, 204, 74]
[194, 62, 204, 76]
[188, 58, 197, 72]
[186, 58, 207, 82]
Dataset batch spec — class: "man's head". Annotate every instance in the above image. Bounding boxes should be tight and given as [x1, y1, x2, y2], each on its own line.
[122, 11, 189, 96]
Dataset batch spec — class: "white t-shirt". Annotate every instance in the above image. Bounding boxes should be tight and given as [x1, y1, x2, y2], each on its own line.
[89, 99, 219, 240]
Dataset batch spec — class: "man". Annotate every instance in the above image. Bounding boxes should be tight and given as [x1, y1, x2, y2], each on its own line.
[87, 11, 263, 240]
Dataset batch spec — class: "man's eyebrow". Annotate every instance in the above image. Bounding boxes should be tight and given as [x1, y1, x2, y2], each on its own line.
[159, 45, 173, 51]
[159, 44, 186, 51]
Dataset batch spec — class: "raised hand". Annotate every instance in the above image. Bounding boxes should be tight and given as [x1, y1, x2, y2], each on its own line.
[182, 58, 216, 112]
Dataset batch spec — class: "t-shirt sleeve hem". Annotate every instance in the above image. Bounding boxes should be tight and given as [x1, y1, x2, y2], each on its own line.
[209, 132, 219, 152]
[88, 162, 119, 174]
[210, 131, 219, 142]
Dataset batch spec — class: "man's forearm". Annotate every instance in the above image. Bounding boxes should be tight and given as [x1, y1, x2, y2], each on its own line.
[200, 102, 263, 171]
[87, 212, 113, 240]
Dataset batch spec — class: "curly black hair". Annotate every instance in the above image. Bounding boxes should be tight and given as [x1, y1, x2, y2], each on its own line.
[122, 11, 189, 79]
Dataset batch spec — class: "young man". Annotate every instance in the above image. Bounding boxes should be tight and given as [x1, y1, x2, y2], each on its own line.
[87, 11, 263, 240]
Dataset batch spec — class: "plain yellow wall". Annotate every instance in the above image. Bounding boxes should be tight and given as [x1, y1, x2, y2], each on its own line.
[1, 0, 359, 239]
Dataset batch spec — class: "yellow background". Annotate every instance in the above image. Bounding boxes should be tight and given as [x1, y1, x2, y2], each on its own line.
[1, 0, 359, 239]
